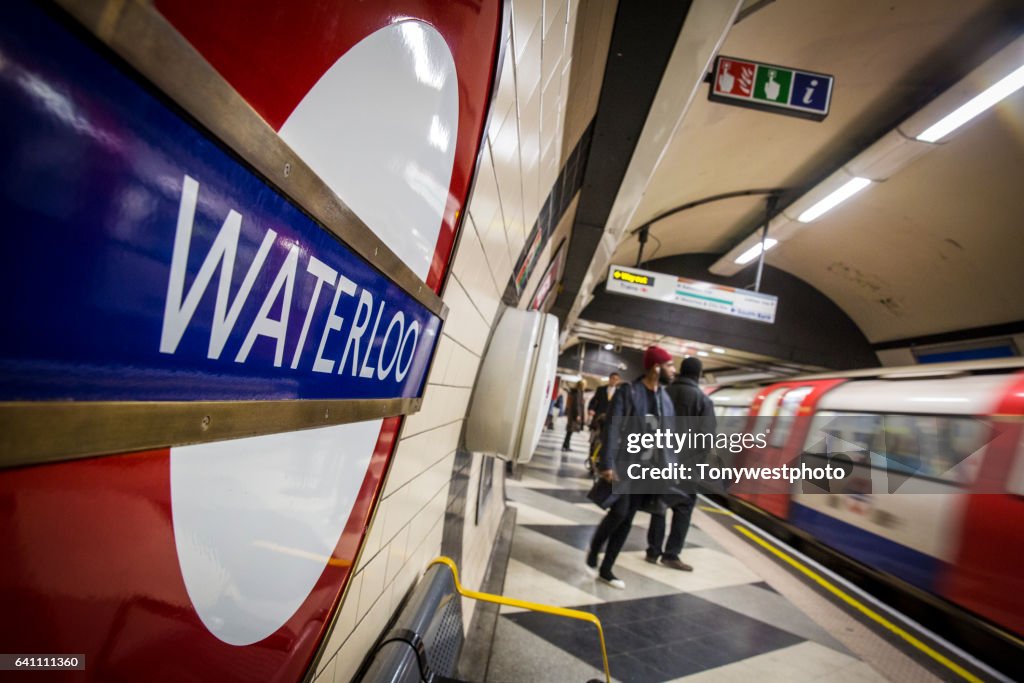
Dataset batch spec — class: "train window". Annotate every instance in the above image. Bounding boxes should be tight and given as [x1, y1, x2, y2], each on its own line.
[802, 411, 989, 486]
[875, 415, 988, 483]
[803, 411, 880, 460]
[718, 406, 750, 417]
[768, 386, 813, 448]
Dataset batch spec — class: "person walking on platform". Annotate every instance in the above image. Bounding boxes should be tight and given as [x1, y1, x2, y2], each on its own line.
[586, 347, 675, 589]
[587, 372, 620, 431]
[645, 356, 716, 571]
[562, 379, 587, 451]
[585, 372, 620, 473]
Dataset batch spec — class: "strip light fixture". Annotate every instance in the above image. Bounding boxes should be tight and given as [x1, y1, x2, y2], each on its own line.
[796, 177, 872, 223]
[734, 238, 778, 265]
[916, 63, 1024, 143]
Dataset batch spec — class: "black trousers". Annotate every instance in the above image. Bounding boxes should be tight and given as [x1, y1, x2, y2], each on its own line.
[563, 422, 576, 449]
[647, 494, 695, 560]
[590, 494, 640, 573]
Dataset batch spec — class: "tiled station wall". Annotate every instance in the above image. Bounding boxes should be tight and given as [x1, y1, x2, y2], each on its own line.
[315, 1, 581, 680]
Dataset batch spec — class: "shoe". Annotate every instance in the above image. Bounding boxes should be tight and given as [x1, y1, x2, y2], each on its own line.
[644, 554, 659, 564]
[585, 550, 599, 578]
[598, 571, 625, 589]
[660, 557, 693, 572]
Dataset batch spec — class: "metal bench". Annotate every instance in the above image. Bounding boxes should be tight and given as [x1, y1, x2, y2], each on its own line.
[357, 557, 610, 683]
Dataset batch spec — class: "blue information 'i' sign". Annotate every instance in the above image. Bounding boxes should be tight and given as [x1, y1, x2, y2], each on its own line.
[790, 71, 831, 115]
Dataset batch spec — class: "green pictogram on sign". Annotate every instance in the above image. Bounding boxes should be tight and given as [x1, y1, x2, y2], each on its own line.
[753, 66, 793, 104]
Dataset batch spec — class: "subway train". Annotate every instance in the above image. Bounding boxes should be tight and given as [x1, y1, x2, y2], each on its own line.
[708, 359, 1024, 641]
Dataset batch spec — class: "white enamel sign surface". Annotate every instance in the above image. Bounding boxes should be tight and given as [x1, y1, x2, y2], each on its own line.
[171, 421, 382, 645]
[279, 20, 459, 282]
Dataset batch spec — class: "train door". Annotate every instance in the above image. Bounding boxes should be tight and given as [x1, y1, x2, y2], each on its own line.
[740, 380, 845, 518]
[942, 372, 1024, 638]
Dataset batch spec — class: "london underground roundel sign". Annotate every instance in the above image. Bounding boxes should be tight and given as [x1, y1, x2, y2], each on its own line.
[0, 0, 500, 680]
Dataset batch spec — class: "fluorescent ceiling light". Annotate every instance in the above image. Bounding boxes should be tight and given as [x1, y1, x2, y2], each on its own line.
[712, 347, 725, 354]
[697, 351, 709, 357]
[603, 343, 614, 351]
[916, 64, 1024, 143]
[797, 177, 871, 223]
[734, 238, 778, 264]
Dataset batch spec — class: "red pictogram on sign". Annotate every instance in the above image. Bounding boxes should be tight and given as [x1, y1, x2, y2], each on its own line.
[715, 58, 755, 97]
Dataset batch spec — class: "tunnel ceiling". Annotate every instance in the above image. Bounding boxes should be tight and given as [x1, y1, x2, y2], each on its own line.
[565, 0, 1024, 353]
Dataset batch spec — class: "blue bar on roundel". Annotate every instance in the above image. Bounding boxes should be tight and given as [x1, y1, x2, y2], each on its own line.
[0, 2, 440, 402]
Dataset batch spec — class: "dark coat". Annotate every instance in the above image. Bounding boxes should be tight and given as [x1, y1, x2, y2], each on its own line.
[597, 378, 674, 475]
[587, 385, 612, 417]
[565, 388, 586, 429]
[665, 377, 717, 422]
[663, 377, 717, 505]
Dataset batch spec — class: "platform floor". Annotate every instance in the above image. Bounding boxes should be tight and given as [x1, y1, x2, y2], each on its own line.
[481, 422, 998, 683]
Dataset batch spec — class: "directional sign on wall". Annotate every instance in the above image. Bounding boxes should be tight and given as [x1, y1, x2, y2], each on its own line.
[708, 55, 833, 121]
[607, 265, 778, 324]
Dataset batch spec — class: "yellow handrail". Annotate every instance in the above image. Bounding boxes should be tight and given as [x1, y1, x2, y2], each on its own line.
[429, 556, 611, 683]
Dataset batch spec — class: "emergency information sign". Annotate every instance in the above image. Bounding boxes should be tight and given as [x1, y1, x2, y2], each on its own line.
[607, 265, 778, 324]
[709, 55, 833, 121]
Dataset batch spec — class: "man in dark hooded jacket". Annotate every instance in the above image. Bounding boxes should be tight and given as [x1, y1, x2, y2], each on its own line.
[646, 356, 716, 571]
[586, 346, 675, 589]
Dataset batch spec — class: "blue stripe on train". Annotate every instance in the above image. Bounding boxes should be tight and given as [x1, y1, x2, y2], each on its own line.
[789, 503, 943, 592]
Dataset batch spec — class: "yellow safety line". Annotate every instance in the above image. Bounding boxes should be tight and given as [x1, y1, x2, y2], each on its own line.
[430, 556, 611, 683]
[698, 505, 733, 515]
[733, 526, 982, 683]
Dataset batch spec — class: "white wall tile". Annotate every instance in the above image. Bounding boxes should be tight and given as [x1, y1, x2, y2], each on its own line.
[360, 500, 387, 562]
[318, 571, 362, 672]
[384, 421, 459, 499]
[519, 89, 542, 227]
[473, 203, 510, 287]
[542, 5, 567, 89]
[445, 342, 481, 388]
[356, 550, 387, 621]
[427, 333, 456, 386]
[385, 525, 411, 586]
[439, 277, 490, 355]
[511, 0, 543, 61]
[515, 22, 543, 106]
[468, 148, 503, 238]
[315, 655, 336, 682]
[488, 39, 517, 145]
[451, 215, 501, 324]
[333, 592, 390, 683]
[541, 73, 562, 163]
[490, 119, 524, 251]
[544, 0, 567, 38]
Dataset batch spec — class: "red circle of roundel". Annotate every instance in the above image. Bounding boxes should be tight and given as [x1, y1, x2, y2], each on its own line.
[155, 0, 501, 292]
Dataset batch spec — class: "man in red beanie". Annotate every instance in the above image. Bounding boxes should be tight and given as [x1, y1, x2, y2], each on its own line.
[585, 345, 675, 589]
[645, 355, 715, 571]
